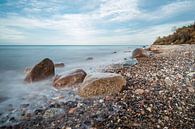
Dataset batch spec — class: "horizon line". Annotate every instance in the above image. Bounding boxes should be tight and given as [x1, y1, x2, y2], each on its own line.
[0, 44, 148, 46]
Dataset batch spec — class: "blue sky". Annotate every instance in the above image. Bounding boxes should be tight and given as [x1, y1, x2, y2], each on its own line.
[0, 0, 194, 45]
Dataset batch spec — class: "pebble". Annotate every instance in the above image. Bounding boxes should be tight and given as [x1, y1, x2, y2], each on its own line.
[187, 87, 194, 92]
[99, 99, 104, 103]
[134, 89, 145, 94]
[43, 108, 65, 119]
[165, 77, 172, 86]
[68, 107, 77, 114]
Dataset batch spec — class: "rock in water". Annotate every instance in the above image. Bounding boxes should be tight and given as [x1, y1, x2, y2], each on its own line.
[53, 69, 87, 88]
[43, 108, 65, 119]
[86, 57, 93, 61]
[132, 48, 150, 58]
[78, 73, 126, 98]
[24, 58, 55, 82]
[54, 63, 65, 68]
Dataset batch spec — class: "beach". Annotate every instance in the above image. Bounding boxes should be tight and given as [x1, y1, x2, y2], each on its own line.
[1, 44, 194, 129]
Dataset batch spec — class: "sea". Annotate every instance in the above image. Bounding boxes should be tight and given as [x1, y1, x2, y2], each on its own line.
[0, 45, 143, 125]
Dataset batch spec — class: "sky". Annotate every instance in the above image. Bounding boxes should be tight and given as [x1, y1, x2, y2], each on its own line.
[0, 0, 194, 45]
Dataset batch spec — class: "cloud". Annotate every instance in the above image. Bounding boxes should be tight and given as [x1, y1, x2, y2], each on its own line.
[96, 0, 141, 22]
[0, 0, 194, 45]
[147, 0, 195, 20]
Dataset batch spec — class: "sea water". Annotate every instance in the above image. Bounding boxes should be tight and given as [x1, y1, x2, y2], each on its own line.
[0, 45, 142, 125]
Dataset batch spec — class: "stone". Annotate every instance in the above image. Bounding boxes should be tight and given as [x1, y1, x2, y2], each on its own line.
[190, 64, 195, 72]
[68, 107, 77, 114]
[187, 87, 194, 92]
[134, 89, 145, 94]
[148, 45, 162, 53]
[0, 96, 8, 103]
[86, 57, 93, 60]
[187, 72, 195, 78]
[99, 99, 104, 103]
[24, 58, 55, 82]
[53, 69, 87, 88]
[54, 63, 65, 68]
[43, 108, 65, 119]
[146, 107, 152, 112]
[132, 48, 150, 58]
[78, 73, 126, 98]
[165, 77, 172, 86]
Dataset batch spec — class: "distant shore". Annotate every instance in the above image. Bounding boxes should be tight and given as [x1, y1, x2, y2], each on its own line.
[1, 44, 194, 129]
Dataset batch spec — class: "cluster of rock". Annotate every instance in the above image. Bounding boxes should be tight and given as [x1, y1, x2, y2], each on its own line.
[24, 58, 126, 97]
[153, 23, 195, 45]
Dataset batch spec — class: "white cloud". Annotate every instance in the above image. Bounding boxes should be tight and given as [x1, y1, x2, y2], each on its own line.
[147, 0, 195, 20]
[96, 0, 141, 22]
[0, 0, 195, 45]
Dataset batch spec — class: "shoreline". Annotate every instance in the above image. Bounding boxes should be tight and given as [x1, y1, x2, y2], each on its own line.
[1, 44, 195, 129]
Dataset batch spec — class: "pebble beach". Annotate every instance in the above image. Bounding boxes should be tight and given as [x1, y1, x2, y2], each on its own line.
[1, 44, 194, 129]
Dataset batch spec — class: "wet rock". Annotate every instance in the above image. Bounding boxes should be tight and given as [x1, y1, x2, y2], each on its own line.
[86, 57, 93, 60]
[51, 96, 64, 101]
[78, 73, 126, 97]
[54, 63, 65, 68]
[132, 48, 150, 58]
[0, 96, 8, 103]
[25, 58, 55, 82]
[20, 104, 30, 108]
[43, 108, 65, 119]
[53, 69, 87, 88]
[65, 101, 78, 108]
[34, 108, 45, 115]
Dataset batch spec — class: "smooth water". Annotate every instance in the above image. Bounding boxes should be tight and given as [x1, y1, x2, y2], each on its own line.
[0, 45, 141, 125]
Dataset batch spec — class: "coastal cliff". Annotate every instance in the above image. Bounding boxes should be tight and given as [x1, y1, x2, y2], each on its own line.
[153, 23, 195, 45]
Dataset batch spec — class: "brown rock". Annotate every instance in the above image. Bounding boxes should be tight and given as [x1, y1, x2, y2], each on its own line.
[24, 58, 55, 82]
[78, 73, 126, 98]
[54, 63, 65, 68]
[68, 107, 77, 114]
[53, 69, 87, 88]
[148, 45, 163, 53]
[132, 48, 150, 58]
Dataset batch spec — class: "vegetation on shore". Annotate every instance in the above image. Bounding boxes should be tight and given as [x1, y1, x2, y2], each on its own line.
[153, 22, 195, 45]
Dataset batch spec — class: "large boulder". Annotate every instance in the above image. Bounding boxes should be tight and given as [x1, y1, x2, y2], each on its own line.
[132, 48, 150, 58]
[25, 58, 55, 82]
[53, 69, 87, 88]
[78, 73, 126, 98]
